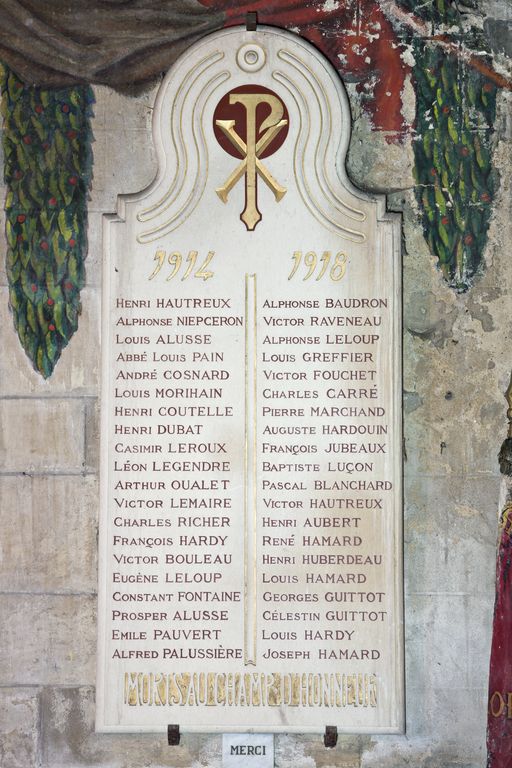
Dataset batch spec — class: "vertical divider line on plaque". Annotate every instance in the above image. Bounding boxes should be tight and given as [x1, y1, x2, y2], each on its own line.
[244, 272, 258, 666]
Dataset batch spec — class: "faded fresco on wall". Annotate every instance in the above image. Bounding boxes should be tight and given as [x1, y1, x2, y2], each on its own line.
[0, 0, 508, 376]
[0, 3, 511, 768]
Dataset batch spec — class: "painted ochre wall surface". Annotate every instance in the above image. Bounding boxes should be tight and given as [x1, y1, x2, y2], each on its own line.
[0, 1, 511, 766]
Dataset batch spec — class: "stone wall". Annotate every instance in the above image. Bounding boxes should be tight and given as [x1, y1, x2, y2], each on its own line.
[1, 21, 511, 768]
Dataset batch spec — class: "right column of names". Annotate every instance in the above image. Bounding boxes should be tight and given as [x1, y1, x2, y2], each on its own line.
[257, 293, 391, 666]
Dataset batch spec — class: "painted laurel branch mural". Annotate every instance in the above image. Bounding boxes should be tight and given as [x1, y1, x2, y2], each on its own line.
[414, 50, 496, 289]
[397, 0, 498, 291]
[0, 64, 94, 378]
[0, 0, 507, 376]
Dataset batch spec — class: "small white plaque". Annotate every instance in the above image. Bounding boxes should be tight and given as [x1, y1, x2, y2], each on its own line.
[223, 734, 274, 768]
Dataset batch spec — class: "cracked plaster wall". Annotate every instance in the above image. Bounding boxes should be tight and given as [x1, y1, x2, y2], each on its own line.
[1, 5, 511, 768]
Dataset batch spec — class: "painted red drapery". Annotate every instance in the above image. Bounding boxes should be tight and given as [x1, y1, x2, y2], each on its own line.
[488, 500, 512, 768]
[200, 0, 410, 140]
[0, 0, 410, 140]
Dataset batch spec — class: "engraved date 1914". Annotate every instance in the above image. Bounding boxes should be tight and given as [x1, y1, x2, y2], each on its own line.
[149, 250, 215, 281]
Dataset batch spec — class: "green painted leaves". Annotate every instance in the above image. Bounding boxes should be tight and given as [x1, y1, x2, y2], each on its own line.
[413, 47, 496, 289]
[0, 64, 93, 377]
[398, 0, 498, 290]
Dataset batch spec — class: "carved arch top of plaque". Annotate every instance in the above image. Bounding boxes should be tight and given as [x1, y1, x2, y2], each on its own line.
[120, 26, 382, 244]
[98, 26, 403, 735]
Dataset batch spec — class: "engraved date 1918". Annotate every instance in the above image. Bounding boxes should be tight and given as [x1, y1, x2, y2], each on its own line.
[288, 250, 347, 282]
[149, 250, 215, 281]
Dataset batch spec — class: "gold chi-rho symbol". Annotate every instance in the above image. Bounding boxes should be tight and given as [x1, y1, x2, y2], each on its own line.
[214, 88, 289, 231]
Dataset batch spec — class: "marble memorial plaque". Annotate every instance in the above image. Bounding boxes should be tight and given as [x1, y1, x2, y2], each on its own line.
[97, 25, 403, 733]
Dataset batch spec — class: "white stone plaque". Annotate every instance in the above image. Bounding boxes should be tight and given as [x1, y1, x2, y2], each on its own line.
[97, 25, 403, 734]
[222, 734, 274, 767]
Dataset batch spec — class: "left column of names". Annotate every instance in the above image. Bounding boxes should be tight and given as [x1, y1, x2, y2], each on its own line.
[106, 293, 246, 665]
